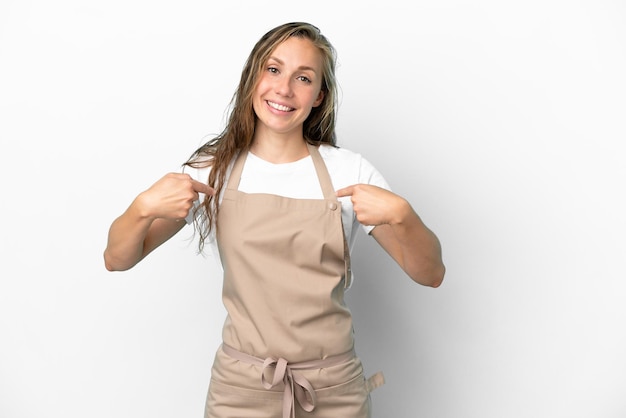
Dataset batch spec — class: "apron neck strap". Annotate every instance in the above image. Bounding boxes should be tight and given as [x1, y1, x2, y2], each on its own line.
[306, 142, 337, 201]
[307, 143, 352, 289]
[226, 148, 247, 190]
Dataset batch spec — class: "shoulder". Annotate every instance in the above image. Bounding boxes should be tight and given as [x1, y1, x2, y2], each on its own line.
[318, 143, 361, 161]
[318, 144, 366, 174]
[318, 144, 390, 190]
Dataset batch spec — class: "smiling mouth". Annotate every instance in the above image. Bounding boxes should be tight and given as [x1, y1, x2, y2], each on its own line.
[267, 100, 294, 112]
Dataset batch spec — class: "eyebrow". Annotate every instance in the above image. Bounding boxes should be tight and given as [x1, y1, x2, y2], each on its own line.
[267, 56, 318, 74]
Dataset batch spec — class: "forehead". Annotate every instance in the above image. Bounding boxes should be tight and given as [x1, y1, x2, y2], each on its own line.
[268, 37, 323, 71]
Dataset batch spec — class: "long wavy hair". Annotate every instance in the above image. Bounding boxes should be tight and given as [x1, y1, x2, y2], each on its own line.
[184, 22, 339, 251]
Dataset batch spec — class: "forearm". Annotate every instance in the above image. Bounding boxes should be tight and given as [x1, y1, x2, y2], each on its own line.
[103, 199, 156, 271]
[382, 201, 445, 287]
[337, 183, 446, 287]
[391, 204, 445, 287]
[103, 173, 206, 272]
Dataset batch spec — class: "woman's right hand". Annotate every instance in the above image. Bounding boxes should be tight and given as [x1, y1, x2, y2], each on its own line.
[104, 173, 214, 271]
[135, 173, 215, 221]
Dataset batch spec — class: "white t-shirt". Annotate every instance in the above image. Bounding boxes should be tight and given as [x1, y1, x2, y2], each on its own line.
[186, 144, 391, 275]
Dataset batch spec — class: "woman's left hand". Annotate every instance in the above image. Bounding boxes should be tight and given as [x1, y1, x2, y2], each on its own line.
[337, 184, 445, 287]
[336, 184, 409, 227]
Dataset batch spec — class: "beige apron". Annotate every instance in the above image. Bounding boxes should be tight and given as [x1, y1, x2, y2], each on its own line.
[205, 143, 384, 418]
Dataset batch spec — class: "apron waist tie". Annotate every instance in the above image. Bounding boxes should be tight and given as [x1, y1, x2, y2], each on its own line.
[221, 343, 355, 418]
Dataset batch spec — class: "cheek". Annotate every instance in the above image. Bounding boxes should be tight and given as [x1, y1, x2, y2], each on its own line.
[252, 82, 268, 112]
[254, 76, 272, 95]
[252, 97, 264, 119]
[312, 90, 324, 107]
[305, 83, 324, 106]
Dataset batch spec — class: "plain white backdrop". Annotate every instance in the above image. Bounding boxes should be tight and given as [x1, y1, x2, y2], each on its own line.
[1, 1, 625, 417]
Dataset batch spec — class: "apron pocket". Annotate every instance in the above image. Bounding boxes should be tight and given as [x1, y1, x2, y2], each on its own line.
[206, 373, 374, 418]
[205, 378, 283, 418]
[304, 373, 372, 418]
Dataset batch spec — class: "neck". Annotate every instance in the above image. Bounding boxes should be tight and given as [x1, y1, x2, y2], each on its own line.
[250, 131, 310, 164]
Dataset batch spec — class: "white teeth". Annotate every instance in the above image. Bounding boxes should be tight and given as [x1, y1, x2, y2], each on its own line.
[268, 101, 293, 112]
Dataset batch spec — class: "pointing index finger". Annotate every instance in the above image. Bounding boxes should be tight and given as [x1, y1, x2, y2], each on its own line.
[336, 185, 355, 197]
[191, 179, 215, 196]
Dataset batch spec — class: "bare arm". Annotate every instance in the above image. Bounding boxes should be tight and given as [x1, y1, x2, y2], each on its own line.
[103, 173, 214, 271]
[336, 184, 445, 287]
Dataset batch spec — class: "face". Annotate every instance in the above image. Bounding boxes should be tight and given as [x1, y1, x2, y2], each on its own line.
[252, 37, 325, 138]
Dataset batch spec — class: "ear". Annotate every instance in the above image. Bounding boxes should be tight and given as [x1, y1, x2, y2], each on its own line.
[312, 90, 325, 108]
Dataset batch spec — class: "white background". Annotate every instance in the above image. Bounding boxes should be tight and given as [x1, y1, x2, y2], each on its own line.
[1, 1, 625, 417]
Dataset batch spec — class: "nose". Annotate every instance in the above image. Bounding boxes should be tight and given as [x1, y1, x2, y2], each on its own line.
[274, 76, 293, 97]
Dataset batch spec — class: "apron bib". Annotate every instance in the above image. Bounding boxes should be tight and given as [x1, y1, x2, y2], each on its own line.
[205, 143, 383, 418]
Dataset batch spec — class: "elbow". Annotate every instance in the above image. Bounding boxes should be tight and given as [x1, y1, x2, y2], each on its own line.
[428, 268, 445, 288]
[411, 262, 446, 288]
[430, 263, 446, 288]
[103, 251, 131, 272]
[104, 261, 117, 272]
[103, 252, 118, 272]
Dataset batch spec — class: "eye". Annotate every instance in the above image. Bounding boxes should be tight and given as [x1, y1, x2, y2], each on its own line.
[297, 75, 312, 84]
[267, 66, 279, 74]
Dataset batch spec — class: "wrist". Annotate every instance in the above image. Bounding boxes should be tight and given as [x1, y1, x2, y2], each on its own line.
[132, 192, 158, 221]
[389, 198, 414, 226]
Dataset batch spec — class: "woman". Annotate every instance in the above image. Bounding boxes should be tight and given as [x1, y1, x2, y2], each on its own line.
[104, 22, 444, 418]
